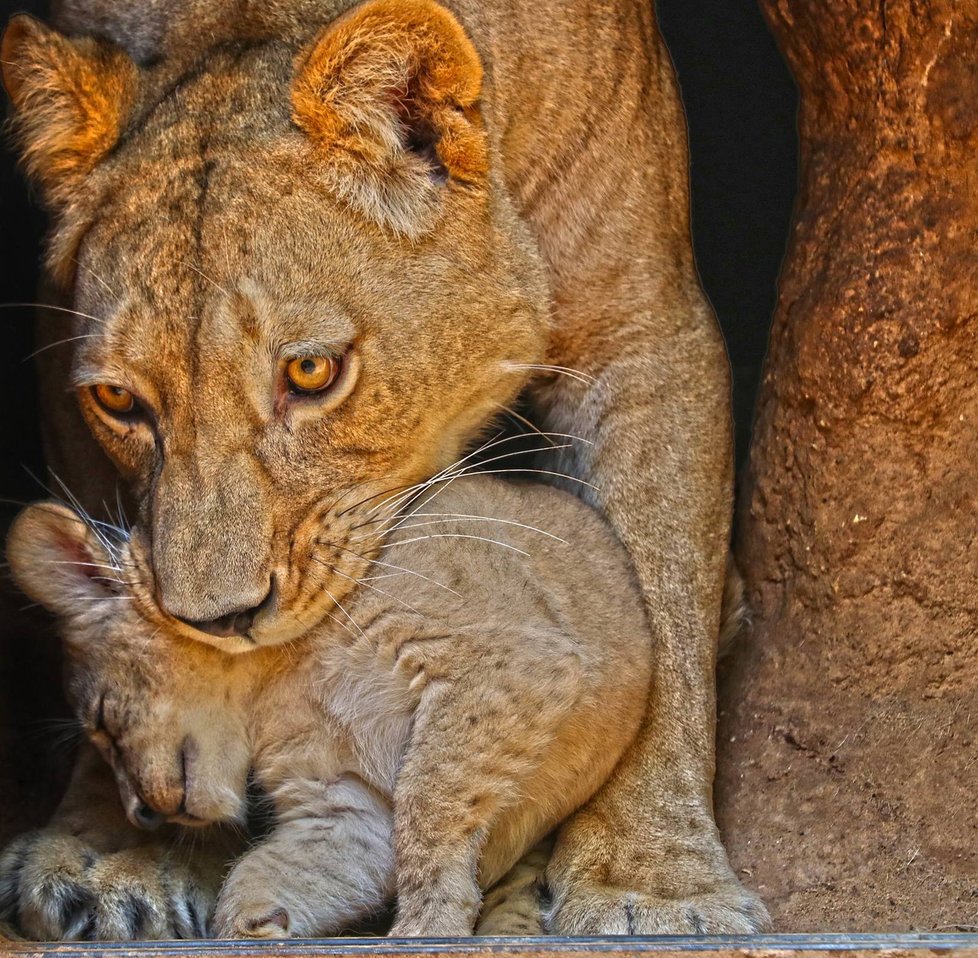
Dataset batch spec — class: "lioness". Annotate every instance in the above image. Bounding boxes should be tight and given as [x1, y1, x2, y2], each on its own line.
[8, 476, 652, 938]
[0, 0, 768, 937]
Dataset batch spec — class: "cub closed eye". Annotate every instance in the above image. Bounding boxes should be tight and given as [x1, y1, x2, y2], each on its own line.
[92, 384, 138, 416]
[285, 355, 341, 395]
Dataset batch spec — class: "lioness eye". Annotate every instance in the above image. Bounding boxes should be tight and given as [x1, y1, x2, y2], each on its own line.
[285, 355, 340, 394]
[92, 384, 136, 415]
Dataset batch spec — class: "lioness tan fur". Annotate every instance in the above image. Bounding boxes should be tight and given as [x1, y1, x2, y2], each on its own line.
[8, 477, 652, 937]
[0, 0, 768, 937]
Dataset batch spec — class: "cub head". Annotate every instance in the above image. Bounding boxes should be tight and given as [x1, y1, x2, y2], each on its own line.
[7, 501, 258, 828]
[2, 1, 549, 650]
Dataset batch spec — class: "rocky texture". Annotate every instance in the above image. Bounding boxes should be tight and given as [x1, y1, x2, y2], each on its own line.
[717, 0, 978, 932]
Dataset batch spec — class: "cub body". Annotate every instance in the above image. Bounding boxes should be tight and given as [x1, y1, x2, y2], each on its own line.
[9, 476, 652, 937]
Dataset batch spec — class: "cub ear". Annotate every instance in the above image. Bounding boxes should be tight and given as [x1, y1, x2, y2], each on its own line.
[291, 0, 487, 234]
[1, 14, 138, 210]
[7, 502, 118, 620]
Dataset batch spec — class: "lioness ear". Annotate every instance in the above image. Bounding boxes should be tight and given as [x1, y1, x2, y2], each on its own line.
[1, 15, 137, 210]
[291, 0, 487, 233]
[7, 502, 117, 620]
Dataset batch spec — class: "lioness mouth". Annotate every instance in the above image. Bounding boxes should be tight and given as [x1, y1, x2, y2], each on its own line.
[180, 577, 278, 640]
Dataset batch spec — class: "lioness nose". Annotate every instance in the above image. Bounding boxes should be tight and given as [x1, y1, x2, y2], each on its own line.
[177, 579, 276, 638]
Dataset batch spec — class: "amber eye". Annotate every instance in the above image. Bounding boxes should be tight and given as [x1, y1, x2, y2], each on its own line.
[285, 355, 340, 394]
[92, 384, 136, 416]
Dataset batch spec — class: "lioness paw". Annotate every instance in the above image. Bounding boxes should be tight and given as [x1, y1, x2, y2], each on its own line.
[545, 882, 770, 935]
[82, 848, 213, 940]
[1, 831, 96, 940]
[0, 831, 213, 940]
[0, 834, 30, 925]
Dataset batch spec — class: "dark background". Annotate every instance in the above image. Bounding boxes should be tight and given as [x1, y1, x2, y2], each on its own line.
[0, 0, 798, 514]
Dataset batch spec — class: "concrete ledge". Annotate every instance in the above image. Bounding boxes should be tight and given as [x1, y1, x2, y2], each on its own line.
[3, 934, 978, 958]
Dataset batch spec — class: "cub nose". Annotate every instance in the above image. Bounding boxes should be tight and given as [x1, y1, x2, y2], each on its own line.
[176, 579, 276, 638]
[132, 802, 165, 831]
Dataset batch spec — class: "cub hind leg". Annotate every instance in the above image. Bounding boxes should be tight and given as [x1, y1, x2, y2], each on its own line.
[475, 837, 551, 937]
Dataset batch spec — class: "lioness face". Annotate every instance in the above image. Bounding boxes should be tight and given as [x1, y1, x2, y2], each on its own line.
[3, 2, 549, 650]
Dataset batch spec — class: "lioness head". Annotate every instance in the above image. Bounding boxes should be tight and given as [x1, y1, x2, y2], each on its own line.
[2, 1, 548, 650]
[8, 501, 262, 827]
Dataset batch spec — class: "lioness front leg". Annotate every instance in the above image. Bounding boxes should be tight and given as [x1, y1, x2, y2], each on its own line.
[214, 775, 393, 938]
[534, 336, 769, 934]
[0, 744, 230, 940]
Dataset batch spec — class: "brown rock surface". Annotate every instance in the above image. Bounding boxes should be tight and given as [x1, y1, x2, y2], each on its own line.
[717, 0, 978, 932]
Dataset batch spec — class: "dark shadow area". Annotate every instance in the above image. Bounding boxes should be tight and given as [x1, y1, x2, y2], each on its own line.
[658, 0, 798, 470]
[0, 0, 68, 851]
[0, 0, 47, 521]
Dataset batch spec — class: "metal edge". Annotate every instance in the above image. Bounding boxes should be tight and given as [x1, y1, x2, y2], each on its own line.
[2, 934, 978, 957]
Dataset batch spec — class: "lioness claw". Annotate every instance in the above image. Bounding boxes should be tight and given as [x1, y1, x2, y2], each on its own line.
[546, 883, 771, 935]
[0, 831, 213, 940]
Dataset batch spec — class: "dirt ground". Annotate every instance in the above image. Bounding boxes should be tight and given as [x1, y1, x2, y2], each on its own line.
[724, 2, 978, 935]
[716, 606, 978, 932]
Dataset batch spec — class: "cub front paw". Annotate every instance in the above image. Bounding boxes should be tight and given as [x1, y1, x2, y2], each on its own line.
[389, 893, 476, 937]
[545, 881, 770, 935]
[0, 831, 213, 940]
[215, 903, 291, 939]
[388, 915, 472, 937]
[214, 852, 294, 939]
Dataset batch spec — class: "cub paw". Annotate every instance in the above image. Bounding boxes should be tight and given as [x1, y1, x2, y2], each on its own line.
[0, 831, 213, 940]
[545, 882, 770, 935]
[476, 839, 551, 936]
[216, 903, 291, 939]
[388, 914, 472, 937]
[214, 853, 294, 939]
[389, 887, 478, 937]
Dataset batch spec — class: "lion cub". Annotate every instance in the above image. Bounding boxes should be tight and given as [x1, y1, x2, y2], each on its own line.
[8, 476, 651, 938]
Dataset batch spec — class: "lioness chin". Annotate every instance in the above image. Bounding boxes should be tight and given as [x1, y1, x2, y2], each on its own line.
[0, 0, 768, 937]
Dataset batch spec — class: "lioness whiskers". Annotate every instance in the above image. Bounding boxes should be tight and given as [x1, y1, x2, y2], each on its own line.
[0, 302, 110, 326]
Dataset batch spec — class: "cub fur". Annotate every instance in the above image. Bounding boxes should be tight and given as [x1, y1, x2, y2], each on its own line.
[8, 476, 652, 937]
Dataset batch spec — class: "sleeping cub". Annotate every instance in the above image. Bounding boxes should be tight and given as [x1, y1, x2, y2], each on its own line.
[8, 476, 652, 938]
